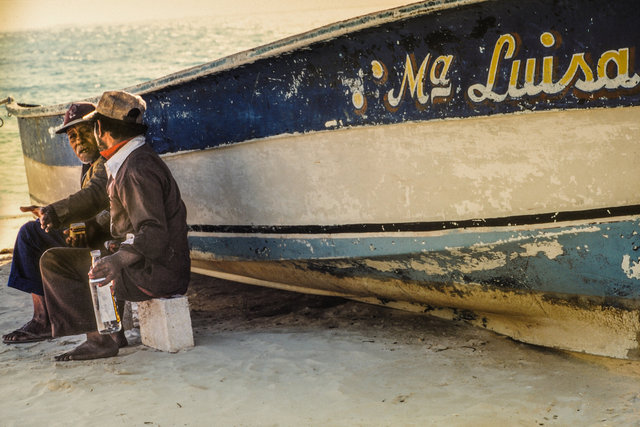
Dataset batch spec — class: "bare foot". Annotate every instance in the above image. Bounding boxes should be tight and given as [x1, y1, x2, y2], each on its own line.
[113, 329, 128, 348]
[55, 332, 118, 361]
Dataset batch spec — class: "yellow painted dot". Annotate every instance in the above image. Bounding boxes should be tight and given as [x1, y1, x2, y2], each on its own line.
[371, 60, 384, 79]
[352, 92, 365, 109]
[540, 32, 555, 48]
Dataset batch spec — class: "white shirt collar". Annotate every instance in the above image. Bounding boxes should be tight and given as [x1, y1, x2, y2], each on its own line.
[105, 135, 146, 180]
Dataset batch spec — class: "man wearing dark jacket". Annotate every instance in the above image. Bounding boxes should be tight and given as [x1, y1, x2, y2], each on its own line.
[40, 90, 190, 361]
[3, 102, 111, 344]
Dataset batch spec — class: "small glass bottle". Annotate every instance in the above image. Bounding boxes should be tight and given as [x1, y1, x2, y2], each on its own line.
[89, 250, 122, 334]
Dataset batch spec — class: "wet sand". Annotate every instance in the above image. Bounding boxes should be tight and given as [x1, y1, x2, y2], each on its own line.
[0, 255, 639, 426]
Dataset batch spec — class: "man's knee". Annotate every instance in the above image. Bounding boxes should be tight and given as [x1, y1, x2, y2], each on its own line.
[18, 220, 41, 241]
[40, 248, 92, 280]
[39, 248, 57, 272]
[17, 219, 62, 250]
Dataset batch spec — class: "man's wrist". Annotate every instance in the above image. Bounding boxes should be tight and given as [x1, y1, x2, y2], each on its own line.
[112, 248, 143, 268]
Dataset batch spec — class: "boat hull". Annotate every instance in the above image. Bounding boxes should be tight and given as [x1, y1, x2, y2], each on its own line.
[7, 0, 640, 358]
[192, 258, 640, 360]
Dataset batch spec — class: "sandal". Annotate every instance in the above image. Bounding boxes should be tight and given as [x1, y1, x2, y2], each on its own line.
[2, 321, 52, 344]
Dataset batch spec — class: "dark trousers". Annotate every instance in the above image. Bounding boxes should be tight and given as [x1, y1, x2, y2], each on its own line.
[8, 220, 66, 296]
[40, 247, 151, 337]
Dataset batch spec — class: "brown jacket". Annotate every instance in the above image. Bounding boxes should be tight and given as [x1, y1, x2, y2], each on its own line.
[107, 142, 190, 297]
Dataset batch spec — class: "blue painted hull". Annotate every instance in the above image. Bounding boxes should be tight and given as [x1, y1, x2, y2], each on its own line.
[190, 217, 640, 301]
[7, 0, 640, 357]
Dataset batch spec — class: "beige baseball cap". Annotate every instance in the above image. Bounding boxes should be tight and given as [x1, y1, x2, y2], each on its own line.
[83, 90, 146, 124]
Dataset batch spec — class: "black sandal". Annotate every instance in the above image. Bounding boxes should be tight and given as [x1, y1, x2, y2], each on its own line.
[2, 321, 52, 344]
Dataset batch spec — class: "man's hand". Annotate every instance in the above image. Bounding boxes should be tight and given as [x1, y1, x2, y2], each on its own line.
[64, 220, 102, 248]
[20, 205, 42, 217]
[38, 206, 60, 233]
[20, 205, 59, 233]
[64, 228, 87, 248]
[89, 254, 123, 286]
[88, 249, 143, 286]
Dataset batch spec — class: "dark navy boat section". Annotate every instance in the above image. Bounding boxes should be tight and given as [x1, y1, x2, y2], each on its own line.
[144, 0, 640, 153]
[16, 0, 640, 165]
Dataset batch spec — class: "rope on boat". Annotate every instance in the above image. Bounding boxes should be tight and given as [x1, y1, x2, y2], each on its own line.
[0, 97, 14, 127]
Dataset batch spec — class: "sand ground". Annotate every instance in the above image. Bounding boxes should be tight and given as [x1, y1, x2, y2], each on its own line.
[0, 254, 639, 426]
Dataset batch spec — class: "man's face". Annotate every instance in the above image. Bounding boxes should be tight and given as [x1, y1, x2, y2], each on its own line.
[66, 122, 100, 164]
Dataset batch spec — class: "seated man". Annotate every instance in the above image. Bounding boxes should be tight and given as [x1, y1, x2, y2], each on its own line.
[40, 90, 190, 361]
[3, 102, 111, 344]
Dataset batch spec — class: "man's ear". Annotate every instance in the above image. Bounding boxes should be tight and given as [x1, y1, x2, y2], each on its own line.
[95, 119, 103, 137]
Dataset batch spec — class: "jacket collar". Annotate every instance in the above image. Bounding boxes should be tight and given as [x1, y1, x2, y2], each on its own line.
[105, 135, 146, 180]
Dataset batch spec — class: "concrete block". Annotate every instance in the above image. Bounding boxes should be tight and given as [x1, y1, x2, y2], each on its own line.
[121, 301, 140, 330]
[121, 301, 134, 330]
[138, 296, 194, 352]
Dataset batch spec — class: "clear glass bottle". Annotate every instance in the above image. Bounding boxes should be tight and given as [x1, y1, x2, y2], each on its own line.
[89, 250, 122, 334]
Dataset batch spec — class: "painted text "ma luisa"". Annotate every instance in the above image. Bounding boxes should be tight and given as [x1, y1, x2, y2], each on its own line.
[468, 32, 640, 103]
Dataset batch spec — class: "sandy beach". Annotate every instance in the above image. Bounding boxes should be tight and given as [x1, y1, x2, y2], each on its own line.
[0, 255, 639, 426]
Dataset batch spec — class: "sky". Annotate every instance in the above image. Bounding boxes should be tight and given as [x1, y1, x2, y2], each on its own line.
[0, 0, 414, 32]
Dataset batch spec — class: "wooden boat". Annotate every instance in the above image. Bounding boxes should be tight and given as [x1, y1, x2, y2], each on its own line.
[6, 0, 640, 359]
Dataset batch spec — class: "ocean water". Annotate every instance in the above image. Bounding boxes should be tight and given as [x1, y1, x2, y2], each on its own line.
[0, 7, 383, 249]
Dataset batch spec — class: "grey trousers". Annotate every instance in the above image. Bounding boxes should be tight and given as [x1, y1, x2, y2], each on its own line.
[40, 248, 150, 337]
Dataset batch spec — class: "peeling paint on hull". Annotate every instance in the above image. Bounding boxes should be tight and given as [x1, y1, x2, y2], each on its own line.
[188, 215, 640, 358]
[6, 0, 640, 358]
[189, 218, 640, 299]
[192, 256, 640, 360]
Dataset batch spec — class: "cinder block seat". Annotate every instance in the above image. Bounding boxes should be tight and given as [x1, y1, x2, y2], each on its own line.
[137, 295, 194, 353]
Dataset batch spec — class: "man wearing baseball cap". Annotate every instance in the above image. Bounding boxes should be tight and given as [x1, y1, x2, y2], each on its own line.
[39, 90, 190, 361]
[3, 102, 113, 344]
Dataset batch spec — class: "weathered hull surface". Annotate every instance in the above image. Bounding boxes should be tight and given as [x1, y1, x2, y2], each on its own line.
[7, 0, 640, 358]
